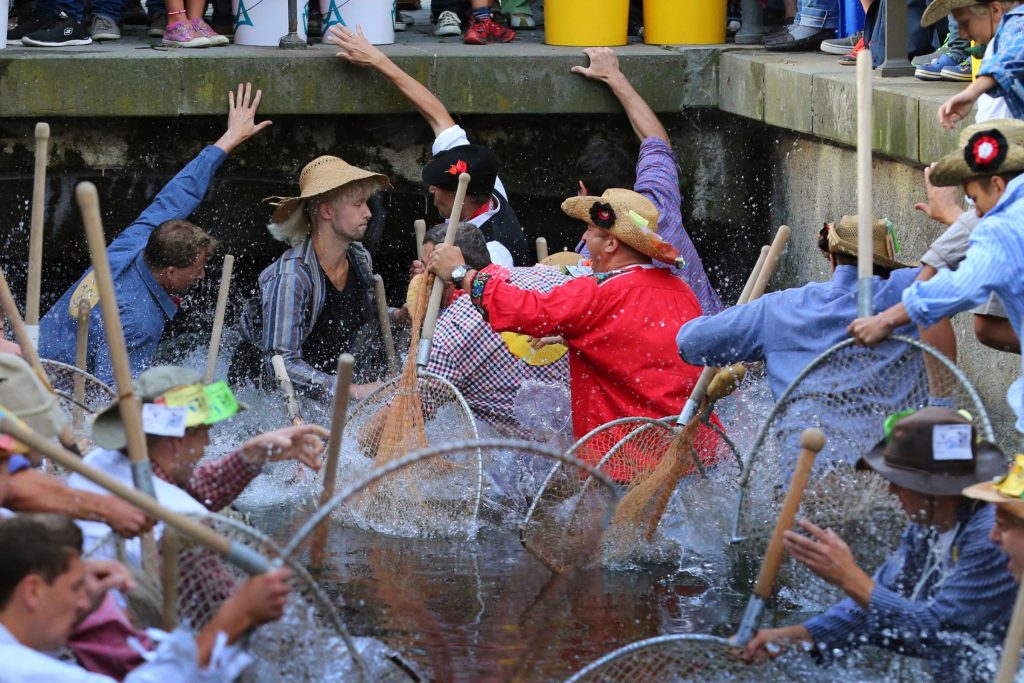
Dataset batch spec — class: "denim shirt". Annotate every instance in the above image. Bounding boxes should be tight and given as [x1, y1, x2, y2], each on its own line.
[978, 6, 1024, 119]
[39, 146, 227, 385]
[804, 503, 1016, 682]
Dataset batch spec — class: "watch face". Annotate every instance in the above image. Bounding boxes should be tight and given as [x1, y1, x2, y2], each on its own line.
[452, 266, 467, 281]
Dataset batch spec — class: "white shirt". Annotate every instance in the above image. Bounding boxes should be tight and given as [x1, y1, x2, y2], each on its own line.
[978, 41, 1011, 122]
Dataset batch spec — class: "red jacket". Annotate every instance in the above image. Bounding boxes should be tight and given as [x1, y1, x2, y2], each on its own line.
[474, 263, 719, 479]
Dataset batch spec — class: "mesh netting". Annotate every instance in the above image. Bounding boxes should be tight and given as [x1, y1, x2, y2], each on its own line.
[39, 358, 115, 441]
[730, 335, 994, 607]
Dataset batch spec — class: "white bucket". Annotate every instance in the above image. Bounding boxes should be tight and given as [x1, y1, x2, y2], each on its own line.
[0, 0, 9, 49]
[321, 0, 395, 45]
[232, 0, 309, 47]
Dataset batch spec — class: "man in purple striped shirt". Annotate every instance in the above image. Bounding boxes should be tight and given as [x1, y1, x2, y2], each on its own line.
[571, 47, 722, 315]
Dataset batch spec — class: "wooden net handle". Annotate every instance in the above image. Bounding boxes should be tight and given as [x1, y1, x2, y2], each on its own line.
[373, 275, 399, 376]
[998, 581, 1024, 682]
[535, 237, 549, 262]
[414, 219, 426, 262]
[753, 428, 826, 599]
[739, 246, 770, 306]
[0, 266, 50, 388]
[856, 48, 874, 302]
[271, 354, 303, 426]
[203, 254, 234, 384]
[26, 122, 50, 330]
[748, 225, 791, 302]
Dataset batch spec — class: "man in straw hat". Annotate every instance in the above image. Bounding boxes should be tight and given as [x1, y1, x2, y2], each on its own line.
[39, 84, 270, 387]
[851, 119, 1024, 435]
[744, 408, 1016, 680]
[233, 154, 392, 397]
[678, 215, 923, 467]
[428, 188, 718, 478]
[327, 26, 530, 266]
[964, 454, 1024, 582]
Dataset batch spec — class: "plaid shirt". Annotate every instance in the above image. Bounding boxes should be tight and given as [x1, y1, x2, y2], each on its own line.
[151, 451, 261, 512]
[427, 266, 570, 439]
[978, 6, 1024, 119]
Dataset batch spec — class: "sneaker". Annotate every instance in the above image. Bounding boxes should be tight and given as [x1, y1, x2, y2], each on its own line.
[89, 13, 120, 41]
[940, 58, 973, 82]
[162, 19, 210, 47]
[122, 0, 147, 25]
[190, 17, 229, 45]
[914, 51, 962, 81]
[148, 11, 167, 38]
[821, 30, 861, 55]
[472, 16, 515, 43]
[434, 10, 461, 37]
[9, 13, 52, 40]
[21, 12, 93, 46]
[394, 11, 407, 31]
[508, 13, 536, 29]
[836, 36, 865, 66]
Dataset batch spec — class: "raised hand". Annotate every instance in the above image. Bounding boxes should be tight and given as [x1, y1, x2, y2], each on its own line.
[570, 47, 623, 84]
[913, 163, 965, 226]
[328, 25, 386, 70]
[215, 82, 273, 154]
[938, 90, 976, 131]
[238, 423, 329, 470]
[783, 519, 874, 608]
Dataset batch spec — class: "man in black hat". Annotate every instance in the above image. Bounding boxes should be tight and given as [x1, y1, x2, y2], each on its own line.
[327, 25, 530, 265]
[743, 408, 1016, 681]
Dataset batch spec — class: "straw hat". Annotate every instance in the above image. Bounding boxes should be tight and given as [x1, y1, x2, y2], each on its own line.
[823, 215, 909, 270]
[931, 119, 1024, 187]
[857, 407, 1005, 496]
[963, 454, 1024, 519]
[0, 354, 66, 440]
[265, 155, 390, 245]
[920, 0, 984, 26]
[561, 189, 679, 265]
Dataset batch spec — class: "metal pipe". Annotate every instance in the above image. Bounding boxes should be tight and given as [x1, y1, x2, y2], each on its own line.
[734, 0, 766, 45]
[278, 0, 306, 49]
[879, 0, 914, 77]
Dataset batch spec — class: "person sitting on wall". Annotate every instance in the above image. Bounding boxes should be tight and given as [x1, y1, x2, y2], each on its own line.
[743, 408, 1016, 682]
[327, 25, 530, 266]
[428, 188, 719, 481]
[232, 155, 392, 397]
[38, 84, 270, 387]
[677, 216, 924, 467]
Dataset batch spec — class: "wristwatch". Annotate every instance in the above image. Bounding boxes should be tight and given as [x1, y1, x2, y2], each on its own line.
[450, 264, 468, 285]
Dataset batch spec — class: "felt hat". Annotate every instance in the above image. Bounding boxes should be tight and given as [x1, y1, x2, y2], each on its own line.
[858, 407, 1006, 496]
[421, 145, 499, 196]
[561, 189, 680, 265]
[921, 0, 985, 26]
[93, 366, 245, 450]
[265, 155, 390, 245]
[0, 354, 66, 441]
[931, 119, 1024, 187]
[822, 215, 909, 270]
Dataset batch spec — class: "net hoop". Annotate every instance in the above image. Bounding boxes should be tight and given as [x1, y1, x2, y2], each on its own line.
[565, 633, 735, 682]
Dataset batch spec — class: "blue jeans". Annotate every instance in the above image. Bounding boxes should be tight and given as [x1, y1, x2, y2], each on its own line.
[37, 0, 165, 22]
[795, 0, 840, 29]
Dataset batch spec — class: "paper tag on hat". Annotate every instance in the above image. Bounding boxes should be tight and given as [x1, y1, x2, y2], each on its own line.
[141, 404, 187, 437]
[158, 384, 209, 428]
[932, 424, 973, 461]
[203, 381, 239, 423]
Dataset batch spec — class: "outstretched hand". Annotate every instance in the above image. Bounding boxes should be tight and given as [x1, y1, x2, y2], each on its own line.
[783, 519, 874, 607]
[570, 47, 623, 83]
[215, 82, 272, 154]
[938, 89, 976, 130]
[913, 163, 964, 226]
[328, 25, 386, 69]
[238, 424, 329, 471]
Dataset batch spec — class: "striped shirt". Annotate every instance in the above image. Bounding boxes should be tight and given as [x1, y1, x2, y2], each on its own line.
[903, 173, 1024, 430]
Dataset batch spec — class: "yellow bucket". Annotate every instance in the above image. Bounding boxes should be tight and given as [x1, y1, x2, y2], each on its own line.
[545, 0, 629, 47]
[644, 0, 726, 45]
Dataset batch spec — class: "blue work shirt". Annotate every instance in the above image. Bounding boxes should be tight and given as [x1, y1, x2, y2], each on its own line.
[978, 6, 1024, 119]
[804, 503, 1015, 682]
[39, 146, 226, 386]
[676, 265, 924, 466]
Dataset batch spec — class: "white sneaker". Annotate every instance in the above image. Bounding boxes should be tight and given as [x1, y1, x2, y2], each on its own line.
[394, 10, 407, 31]
[434, 10, 461, 37]
[508, 13, 536, 29]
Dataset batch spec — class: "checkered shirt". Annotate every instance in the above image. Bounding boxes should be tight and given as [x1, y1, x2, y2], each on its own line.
[151, 451, 261, 512]
[427, 265, 571, 439]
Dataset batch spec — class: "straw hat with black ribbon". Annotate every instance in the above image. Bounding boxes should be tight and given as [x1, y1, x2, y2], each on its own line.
[930, 119, 1024, 187]
[920, 0, 987, 26]
[561, 188, 680, 265]
[857, 407, 1006, 496]
[964, 454, 1024, 519]
[820, 214, 909, 270]
[264, 155, 390, 246]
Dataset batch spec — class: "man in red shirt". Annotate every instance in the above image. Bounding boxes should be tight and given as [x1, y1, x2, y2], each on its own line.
[429, 188, 715, 478]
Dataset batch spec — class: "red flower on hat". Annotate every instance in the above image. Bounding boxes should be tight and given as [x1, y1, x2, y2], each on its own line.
[589, 202, 616, 229]
[447, 160, 468, 176]
[965, 129, 1008, 172]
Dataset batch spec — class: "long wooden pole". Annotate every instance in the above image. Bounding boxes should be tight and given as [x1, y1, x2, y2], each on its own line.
[73, 299, 90, 431]
[309, 354, 354, 570]
[25, 122, 50, 348]
[417, 172, 471, 369]
[856, 49, 874, 318]
[998, 581, 1024, 682]
[535, 237, 549, 262]
[203, 254, 234, 384]
[0, 265, 52, 391]
[271, 354, 304, 426]
[373, 275, 399, 376]
[414, 219, 426, 262]
[160, 528, 181, 631]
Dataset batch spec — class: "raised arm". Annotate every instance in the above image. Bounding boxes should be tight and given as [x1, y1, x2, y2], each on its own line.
[328, 26, 455, 136]
[571, 47, 669, 144]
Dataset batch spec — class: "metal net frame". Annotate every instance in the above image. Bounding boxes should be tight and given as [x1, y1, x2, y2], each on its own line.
[341, 370, 482, 537]
[729, 334, 995, 606]
[39, 358, 115, 440]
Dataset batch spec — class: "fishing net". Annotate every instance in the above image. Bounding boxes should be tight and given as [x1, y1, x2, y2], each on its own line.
[730, 335, 995, 607]
[86, 512, 417, 683]
[39, 358, 115, 441]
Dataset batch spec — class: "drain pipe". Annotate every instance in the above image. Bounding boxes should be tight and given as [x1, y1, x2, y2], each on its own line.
[279, 0, 306, 49]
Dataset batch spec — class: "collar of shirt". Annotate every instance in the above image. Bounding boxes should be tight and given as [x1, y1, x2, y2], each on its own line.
[0, 623, 17, 646]
[466, 195, 499, 228]
[133, 252, 179, 320]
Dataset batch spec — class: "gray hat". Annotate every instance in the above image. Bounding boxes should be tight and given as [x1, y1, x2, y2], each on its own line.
[0, 353, 66, 440]
[858, 407, 1006, 495]
[92, 366, 205, 450]
[921, 0, 984, 26]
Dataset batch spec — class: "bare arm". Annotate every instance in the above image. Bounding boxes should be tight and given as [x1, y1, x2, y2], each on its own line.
[975, 314, 1022, 353]
[194, 568, 291, 665]
[328, 26, 455, 136]
[570, 47, 669, 143]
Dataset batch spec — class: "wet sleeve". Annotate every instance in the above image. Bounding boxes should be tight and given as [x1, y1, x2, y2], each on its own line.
[475, 266, 598, 340]
[675, 297, 768, 367]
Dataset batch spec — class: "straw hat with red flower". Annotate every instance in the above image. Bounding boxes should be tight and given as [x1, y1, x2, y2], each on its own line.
[561, 188, 680, 266]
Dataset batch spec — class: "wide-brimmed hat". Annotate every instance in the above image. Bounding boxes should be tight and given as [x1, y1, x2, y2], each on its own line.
[921, 0, 985, 26]
[931, 119, 1024, 187]
[822, 215, 909, 270]
[858, 407, 1006, 495]
[93, 366, 246, 451]
[561, 189, 679, 265]
[963, 454, 1024, 519]
[265, 155, 390, 245]
[0, 354, 66, 441]
[421, 145, 499, 196]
